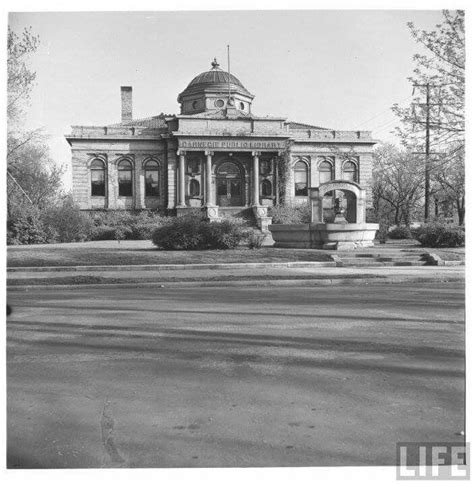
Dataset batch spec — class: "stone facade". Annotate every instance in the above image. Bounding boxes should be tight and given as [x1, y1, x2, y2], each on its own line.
[66, 60, 377, 223]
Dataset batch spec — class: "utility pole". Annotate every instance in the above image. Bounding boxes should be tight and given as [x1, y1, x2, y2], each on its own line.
[424, 83, 431, 221]
[413, 83, 431, 221]
[227, 44, 231, 103]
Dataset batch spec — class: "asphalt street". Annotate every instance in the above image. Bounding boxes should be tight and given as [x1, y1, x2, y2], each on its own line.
[7, 283, 465, 468]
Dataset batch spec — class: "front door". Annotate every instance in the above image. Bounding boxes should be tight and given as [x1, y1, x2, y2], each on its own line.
[216, 161, 243, 206]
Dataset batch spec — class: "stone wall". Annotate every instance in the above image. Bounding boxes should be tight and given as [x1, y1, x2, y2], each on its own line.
[67, 127, 375, 212]
[286, 143, 374, 206]
[69, 138, 167, 210]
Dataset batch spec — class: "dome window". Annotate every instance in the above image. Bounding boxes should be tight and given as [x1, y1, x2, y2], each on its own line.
[239, 102, 245, 110]
[215, 99, 225, 108]
[192, 100, 198, 110]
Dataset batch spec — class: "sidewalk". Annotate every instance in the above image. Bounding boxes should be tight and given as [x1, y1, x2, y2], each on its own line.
[7, 263, 465, 288]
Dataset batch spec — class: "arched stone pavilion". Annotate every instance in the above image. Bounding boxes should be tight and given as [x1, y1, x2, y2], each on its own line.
[270, 179, 379, 250]
[310, 180, 368, 224]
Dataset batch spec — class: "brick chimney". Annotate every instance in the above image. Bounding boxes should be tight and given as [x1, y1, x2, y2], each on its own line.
[121, 86, 133, 123]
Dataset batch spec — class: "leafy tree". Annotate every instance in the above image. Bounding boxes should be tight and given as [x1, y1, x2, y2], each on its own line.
[393, 10, 465, 145]
[7, 26, 39, 124]
[391, 10, 465, 224]
[7, 136, 63, 214]
[7, 26, 65, 223]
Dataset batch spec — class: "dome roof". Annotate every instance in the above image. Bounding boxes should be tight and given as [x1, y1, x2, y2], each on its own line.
[178, 59, 253, 102]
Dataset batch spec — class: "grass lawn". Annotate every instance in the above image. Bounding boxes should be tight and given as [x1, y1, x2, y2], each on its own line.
[7, 240, 333, 268]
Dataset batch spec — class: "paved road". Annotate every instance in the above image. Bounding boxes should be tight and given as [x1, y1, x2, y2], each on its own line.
[7, 283, 465, 468]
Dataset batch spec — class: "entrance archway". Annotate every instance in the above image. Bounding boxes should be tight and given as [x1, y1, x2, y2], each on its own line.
[216, 160, 244, 206]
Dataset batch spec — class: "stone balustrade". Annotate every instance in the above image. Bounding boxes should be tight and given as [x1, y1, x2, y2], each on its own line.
[69, 126, 163, 138]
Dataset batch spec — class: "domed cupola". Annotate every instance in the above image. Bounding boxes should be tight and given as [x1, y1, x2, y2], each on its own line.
[177, 58, 254, 115]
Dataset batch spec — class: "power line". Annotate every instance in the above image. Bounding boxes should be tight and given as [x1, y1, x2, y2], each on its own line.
[7, 170, 33, 204]
[357, 94, 413, 128]
[370, 117, 400, 134]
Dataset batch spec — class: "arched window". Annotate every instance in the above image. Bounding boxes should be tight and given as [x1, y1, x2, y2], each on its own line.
[261, 179, 272, 197]
[343, 161, 358, 182]
[294, 161, 308, 196]
[189, 179, 200, 197]
[319, 161, 332, 185]
[118, 159, 133, 197]
[144, 159, 159, 197]
[90, 159, 106, 197]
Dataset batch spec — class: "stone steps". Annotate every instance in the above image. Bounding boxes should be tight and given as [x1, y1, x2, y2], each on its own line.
[334, 252, 429, 267]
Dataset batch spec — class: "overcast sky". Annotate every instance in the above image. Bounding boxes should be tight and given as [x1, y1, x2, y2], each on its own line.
[9, 10, 445, 188]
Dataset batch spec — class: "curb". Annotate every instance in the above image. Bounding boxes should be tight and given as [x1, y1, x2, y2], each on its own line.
[7, 261, 336, 273]
[6, 275, 465, 290]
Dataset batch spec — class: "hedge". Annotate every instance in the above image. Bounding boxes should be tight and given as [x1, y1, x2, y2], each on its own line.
[413, 223, 464, 248]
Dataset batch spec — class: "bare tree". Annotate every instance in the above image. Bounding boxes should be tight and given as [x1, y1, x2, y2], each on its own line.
[431, 143, 465, 224]
[373, 144, 424, 226]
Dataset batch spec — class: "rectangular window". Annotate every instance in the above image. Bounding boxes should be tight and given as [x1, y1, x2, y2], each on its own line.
[217, 180, 227, 196]
[118, 171, 133, 197]
[91, 171, 105, 196]
[145, 172, 159, 197]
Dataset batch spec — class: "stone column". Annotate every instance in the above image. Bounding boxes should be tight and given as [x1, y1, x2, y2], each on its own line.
[204, 150, 219, 220]
[357, 189, 367, 223]
[252, 151, 260, 206]
[134, 158, 145, 209]
[282, 152, 293, 205]
[205, 150, 214, 206]
[107, 157, 116, 209]
[166, 140, 178, 209]
[274, 155, 280, 205]
[251, 151, 271, 231]
[309, 187, 323, 223]
[177, 150, 186, 207]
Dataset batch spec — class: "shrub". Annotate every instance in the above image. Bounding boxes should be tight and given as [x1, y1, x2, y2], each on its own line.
[247, 229, 266, 249]
[42, 196, 93, 243]
[388, 225, 413, 240]
[414, 223, 465, 248]
[204, 218, 248, 249]
[114, 226, 132, 242]
[129, 222, 159, 240]
[89, 210, 168, 241]
[152, 217, 205, 250]
[7, 207, 49, 245]
[152, 216, 248, 250]
[90, 225, 116, 241]
[270, 202, 311, 224]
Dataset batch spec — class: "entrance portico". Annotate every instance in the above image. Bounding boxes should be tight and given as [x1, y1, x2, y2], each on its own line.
[174, 137, 287, 226]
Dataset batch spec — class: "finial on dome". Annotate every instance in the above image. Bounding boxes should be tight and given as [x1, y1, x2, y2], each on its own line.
[211, 58, 220, 69]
